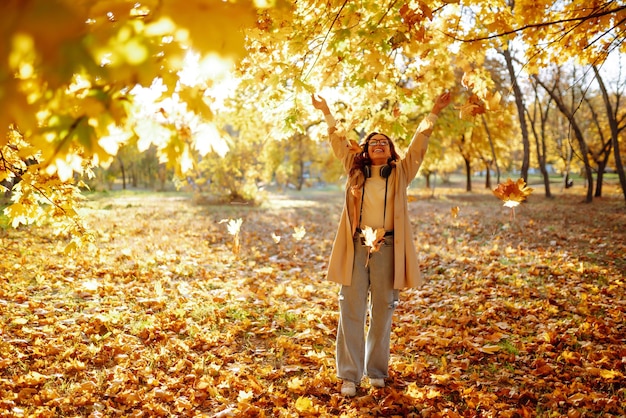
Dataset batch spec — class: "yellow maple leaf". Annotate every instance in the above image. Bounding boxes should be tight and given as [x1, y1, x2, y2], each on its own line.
[295, 396, 315, 413]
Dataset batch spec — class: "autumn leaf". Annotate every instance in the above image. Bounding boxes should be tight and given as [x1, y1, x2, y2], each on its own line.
[361, 226, 386, 267]
[485, 91, 502, 111]
[295, 396, 315, 413]
[478, 344, 501, 354]
[292, 225, 306, 241]
[2, 173, 625, 416]
[220, 218, 243, 254]
[361, 226, 385, 252]
[493, 178, 534, 208]
[458, 94, 487, 120]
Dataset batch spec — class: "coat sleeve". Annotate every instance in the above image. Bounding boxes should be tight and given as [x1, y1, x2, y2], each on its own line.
[325, 114, 357, 172]
[399, 113, 439, 180]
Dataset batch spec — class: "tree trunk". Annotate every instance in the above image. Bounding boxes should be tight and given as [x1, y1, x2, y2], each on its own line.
[464, 157, 472, 192]
[424, 172, 431, 189]
[524, 86, 552, 198]
[119, 157, 126, 190]
[592, 66, 626, 202]
[297, 159, 304, 191]
[481, 114, 501, 185]
[531, 112, 553, 198]
[502, 45, 530, 182]
[534, 75, 594, 202]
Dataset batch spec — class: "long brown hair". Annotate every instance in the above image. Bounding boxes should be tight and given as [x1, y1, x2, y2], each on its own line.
[349, 132, 401, 180]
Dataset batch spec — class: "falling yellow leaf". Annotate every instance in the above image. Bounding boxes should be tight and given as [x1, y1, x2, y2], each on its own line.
[451, 206, 460, 218]
[458, 93, 486, 120]
[220, 218, 243, 255]
[493, 178, 533, 206]
[292, 225, 306, 241]
[221, 218, 243, 236]
[486, 91, 502, 111]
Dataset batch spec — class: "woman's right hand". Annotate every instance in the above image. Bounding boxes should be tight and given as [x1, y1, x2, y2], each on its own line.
[311, 94, 330, 114]
[432, 91, 452, 115]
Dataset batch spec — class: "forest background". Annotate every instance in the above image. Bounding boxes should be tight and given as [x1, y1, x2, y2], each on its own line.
[1, 0, 625, 416]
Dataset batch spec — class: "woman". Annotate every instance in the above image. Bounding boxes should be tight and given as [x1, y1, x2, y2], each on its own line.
[311, 92, 452, 397]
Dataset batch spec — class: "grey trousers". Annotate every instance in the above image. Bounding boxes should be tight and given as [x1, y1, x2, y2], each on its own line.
[336, 236, 399, 383]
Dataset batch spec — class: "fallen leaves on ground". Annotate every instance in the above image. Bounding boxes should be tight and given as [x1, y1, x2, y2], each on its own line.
[1, 187, 625, 417]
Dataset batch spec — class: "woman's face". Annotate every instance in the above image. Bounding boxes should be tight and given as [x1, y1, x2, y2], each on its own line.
[367, 134, 392, 165]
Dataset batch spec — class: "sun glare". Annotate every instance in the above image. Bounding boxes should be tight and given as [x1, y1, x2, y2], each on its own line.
[178, 51, 240, 111]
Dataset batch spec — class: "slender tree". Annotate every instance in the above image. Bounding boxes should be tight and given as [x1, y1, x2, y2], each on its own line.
[533, 71, 594, 202]
[526, 79, 553, 198]
[592, 65, 626, 201]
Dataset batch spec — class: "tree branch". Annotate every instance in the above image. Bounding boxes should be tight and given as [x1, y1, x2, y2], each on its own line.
[445, 4, 626, 43]
[302, 0, 349, 81]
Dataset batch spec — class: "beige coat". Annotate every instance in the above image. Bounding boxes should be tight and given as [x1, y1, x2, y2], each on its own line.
[325, 113, 438, 289]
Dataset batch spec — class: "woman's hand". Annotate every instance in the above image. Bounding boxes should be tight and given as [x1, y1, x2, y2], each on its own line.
[432, 91, 452, 115]
[311, 94, 330, 115]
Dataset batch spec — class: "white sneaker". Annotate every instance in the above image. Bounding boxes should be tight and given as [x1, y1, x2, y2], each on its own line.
[341, 381, 356, 397]
[370, 378, 385, 388]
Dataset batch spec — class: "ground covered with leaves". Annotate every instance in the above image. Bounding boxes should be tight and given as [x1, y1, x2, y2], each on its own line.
[1, 185, 625, 417]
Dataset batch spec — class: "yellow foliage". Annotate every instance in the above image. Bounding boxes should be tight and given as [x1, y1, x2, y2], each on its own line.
[162, 0, 256, 59]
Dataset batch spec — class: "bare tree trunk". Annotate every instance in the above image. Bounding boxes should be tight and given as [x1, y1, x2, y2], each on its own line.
[297, 159, 304, 191]
[464, 157, 472, 192]
[481, 114, 500, 185]
[534, 74, 594, 202]
[592, 66, 626, 202]
[563, 133, 574, 191]
[581, 93, 612, 197]
[119, 157, 126, 190]
[457, 133, 472, 192]
[526, 81, 552, 198]
[502, 45, 530, 182]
